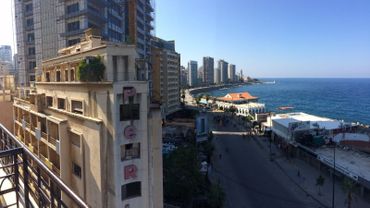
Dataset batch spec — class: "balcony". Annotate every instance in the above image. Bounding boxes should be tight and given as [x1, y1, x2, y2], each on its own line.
[0, 124, 88, 208]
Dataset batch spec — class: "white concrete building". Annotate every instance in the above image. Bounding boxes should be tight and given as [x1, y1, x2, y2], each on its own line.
[228, 64, 236, 82]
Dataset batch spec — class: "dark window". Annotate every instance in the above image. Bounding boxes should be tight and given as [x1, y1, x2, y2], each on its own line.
[72, 162, 81, 178]
[121, 182, 141, 200]
[121, 143, 140, 161]
[26, 18, 33, 27]
[70, 131, 80, 148]
[45, 72, 50, 82]
[57, 98, 65, 110]
[71, 100, 83, 114]
[27, 33, 34, 43]
[28, 47, 35, 55]
[120, 104, 140, 121]
[65, 70, 69, 81]
[29, 75, 35, 81]
[28, 61, 36, 71]
[70, 69, 75, 81]
[66, 3, 79, 14]
[56, 71, 61, 82]
[25, 4, 33, 12]
[46, 96, 53, 107]
[67, 21, 80, 32]
[67, 38, 80, 46]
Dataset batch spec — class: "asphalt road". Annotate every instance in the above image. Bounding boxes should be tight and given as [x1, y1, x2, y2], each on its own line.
[210, 114, 321, 208]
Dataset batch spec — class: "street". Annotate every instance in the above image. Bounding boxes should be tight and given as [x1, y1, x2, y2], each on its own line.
[209, 113, 322, 208]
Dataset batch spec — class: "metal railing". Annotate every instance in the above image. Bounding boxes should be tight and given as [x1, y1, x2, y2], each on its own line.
[0, 123, 89, 208]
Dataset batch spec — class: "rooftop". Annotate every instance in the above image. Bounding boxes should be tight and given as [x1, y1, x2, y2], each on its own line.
[272, 112, 343, 130]
[219, 92, 258, 102]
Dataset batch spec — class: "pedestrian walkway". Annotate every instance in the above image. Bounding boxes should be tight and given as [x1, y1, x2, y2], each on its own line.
[256, 136, 370, 208]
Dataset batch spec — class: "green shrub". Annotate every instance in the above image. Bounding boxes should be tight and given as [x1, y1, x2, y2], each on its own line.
[77, 56, 105, 81]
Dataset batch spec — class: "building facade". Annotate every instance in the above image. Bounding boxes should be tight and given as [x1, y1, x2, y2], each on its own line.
[214, 67, 220, 84]
[218, 59, 228, 83]
[15, 0, 153, 91]
[151, 37, 180, 116]
[188, 60, 198, 87]
[12, 34, 163, 208]
[0, 45, 12, 62]
[180, 66, 188, 87]
[203, 56, 214, 84]
[228, 64, 236, 82]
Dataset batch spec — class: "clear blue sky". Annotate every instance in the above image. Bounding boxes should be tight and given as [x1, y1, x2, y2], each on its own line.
[155, 0, 370, 78]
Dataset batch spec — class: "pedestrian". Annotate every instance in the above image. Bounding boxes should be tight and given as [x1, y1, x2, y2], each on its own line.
[297, 169, 300, 177]
[219, 153, 222, 159]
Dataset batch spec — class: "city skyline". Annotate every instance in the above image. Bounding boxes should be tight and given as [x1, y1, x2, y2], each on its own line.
[156, 0, 370, 78]
[2, 0, 370, 78]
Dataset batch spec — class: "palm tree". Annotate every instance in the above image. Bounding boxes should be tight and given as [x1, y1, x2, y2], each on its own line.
[342, 178, 356, 208]
[316, 175, 325, 196]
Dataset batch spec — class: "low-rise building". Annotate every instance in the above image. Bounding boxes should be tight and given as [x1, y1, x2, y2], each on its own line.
[12, 33, 163, 208]
[215, 92, 265, 116]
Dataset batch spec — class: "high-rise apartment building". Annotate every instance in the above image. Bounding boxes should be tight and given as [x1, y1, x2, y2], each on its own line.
[218, 59, 228, 83]
[188, 61, 198, 87]
[12, 33, 163, 208]
[203, 56, 214, 84]
[198, 66, 204, 84]
[0, 45, 12, 62]
[15, 0, 153, 90]
[123, 0, 154, 84]
[214, 67, 220, 84]
[180, 66, 188, 87]
[151, 37, 180, 116]
[228, 64, 236, 82]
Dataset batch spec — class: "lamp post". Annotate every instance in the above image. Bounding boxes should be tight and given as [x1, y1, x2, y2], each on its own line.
[332, 143, 335, 208]
[269, 112, 273, 161]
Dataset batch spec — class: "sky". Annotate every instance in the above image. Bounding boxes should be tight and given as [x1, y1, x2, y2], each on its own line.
[1, 1, 370, 77]
[155, 0, 370, 78]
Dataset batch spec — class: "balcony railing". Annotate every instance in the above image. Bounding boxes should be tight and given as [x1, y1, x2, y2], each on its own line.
[0, 123, 89, 208]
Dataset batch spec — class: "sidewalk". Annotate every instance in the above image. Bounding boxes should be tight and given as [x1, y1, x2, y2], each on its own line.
[257, 136, 370, 208]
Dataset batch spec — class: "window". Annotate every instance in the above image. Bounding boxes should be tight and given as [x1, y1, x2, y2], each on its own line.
[45, 72, 50, 82]
[71, 100, 83, 115]
[25, 4, 33, 12]
[57, 98, 65, 110]
[28, 47, 35, 55]
[70, 131, 80, 148]
[72, 162, 81, 178]
[67, 38, 80, 46]
[56, 71, 61, 82]
[46, 96, 53, 107]
[27, 33, 34, 43]
[66, 3, 79, 14]
[120, 104, 140, 121]
[67, 21, 80, 32]
[29, 61, 36, 71]
[65, 70, 69, 81]
[70, 69, 75, 81]
[26, 18, 33, 27]
[121, 182, 141, 200]
[121, 143, 140, 161]
[29, 75, 35, 81]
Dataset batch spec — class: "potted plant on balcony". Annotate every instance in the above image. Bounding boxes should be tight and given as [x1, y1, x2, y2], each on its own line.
[77, 56, 105, 81]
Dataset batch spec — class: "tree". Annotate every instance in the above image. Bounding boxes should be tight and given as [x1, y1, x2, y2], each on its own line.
[164, 146, 205, 206]
[316, 175, 325, 196]
[77, 56, 105, 81]
[207, 184, 225, 208]
[342, 178, 356, 208]
[195, 97, 201, 105]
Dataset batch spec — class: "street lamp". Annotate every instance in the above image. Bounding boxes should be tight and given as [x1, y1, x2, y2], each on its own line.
[269, 112, 273, 161]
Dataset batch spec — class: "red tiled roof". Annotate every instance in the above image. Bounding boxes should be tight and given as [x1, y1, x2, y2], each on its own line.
[219, 92, 258, 102]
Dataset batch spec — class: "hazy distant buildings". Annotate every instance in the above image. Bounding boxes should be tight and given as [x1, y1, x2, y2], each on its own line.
[203, 57, 214, 84]
[180, 66, 188, 87]
[188, 61, 198, 87]
[151, 37, 181, 116]
[228, 64, 236, 82]
[0, 45, 12, 62]
[198, 66, 204, 84]
[214, 67, 221, 84]
[218, 60, 228, 83]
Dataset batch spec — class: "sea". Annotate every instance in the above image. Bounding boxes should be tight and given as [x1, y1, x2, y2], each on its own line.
[206, 78, 370, 125]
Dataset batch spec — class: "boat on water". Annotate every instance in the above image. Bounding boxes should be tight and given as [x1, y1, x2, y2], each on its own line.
[278, 106, 294, 110]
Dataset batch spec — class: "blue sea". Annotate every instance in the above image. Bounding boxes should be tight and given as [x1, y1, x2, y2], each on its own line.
[207, 78, 370, 125]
